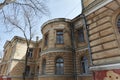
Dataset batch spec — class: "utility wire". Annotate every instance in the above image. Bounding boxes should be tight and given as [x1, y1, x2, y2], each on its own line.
[64, 1, 81, 18]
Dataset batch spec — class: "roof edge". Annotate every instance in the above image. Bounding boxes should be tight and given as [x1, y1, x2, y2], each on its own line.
[41, 18, 71, 32]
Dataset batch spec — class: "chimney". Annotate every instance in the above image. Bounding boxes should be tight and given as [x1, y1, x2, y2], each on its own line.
[36, 36, 39, 42]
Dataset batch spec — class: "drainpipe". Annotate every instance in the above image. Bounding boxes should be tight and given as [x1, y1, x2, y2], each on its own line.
[81, 0, 93, 66]
[70, 22, 77, 80]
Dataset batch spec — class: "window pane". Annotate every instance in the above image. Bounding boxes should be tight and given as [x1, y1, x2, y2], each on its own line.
[42, 59, 46, 74]
[44, 34, 48, 46]
[78, 28, 85, 42]
[27, 48, 33, 58]
[56, 58, 64, 75]
[82, 62, 85, 73]
[81, 56, 88, 74]
[57, 31, 63, 35]
[56, 31, 64, 44]
[56, 58, 63, 62]
[26, 66, 30, 76]
[60, 63, 64, 74]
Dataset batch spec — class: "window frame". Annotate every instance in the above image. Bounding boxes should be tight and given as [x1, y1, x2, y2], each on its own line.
[55, 57, 64, 75]
[27, 48, 33, 58]
[42, 59, 46, 75]
[80, 56, 89, 74]
[78, 28, 85, 42]
[56, 30, 64, 44]
[44, 33, 48, 46]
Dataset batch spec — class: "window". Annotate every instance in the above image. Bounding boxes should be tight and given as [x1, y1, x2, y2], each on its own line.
[36, 66, 39, 75]
[56, 30, 64, 44]
[78, 28, 85, 42]
[27, 48, 33, 58]
[117, 15, 120, 33]
[26, 66, 30, 76]
[38, 48, 41, 58]
[42, 59, 46, 74]
[39, 48, 41, 53]
[55, 57, 64, 75]
[81, 56, 89, 74]
[44, 34, 48, 46]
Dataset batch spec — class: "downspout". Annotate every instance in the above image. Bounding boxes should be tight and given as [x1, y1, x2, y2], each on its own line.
[81, 0, 93, 66]
[70, 22, 77, 80]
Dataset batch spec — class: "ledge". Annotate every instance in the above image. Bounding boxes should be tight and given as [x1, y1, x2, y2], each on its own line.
[90, 63, 120, 71]
[41, 48, 72, 56]
[38, 74, 73, 77]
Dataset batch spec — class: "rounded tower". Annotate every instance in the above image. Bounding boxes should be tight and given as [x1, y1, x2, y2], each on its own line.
[39, 18, 74, 80]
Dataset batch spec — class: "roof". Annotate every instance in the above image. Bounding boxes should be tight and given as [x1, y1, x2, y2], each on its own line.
[3, 36, 35, 48]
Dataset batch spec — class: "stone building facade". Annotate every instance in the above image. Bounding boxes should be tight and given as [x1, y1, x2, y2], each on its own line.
[0, 18, 93, 80]
[0, 0, 120, 80]
[0, 36, 35, 80]
[84, 0, 120, 80]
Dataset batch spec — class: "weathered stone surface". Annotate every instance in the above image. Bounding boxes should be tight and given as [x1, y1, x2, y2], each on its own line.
[89, 32, 100, 41]
[91, 45, 103, 53]
[106, 1, 120, 11]
[95, 7, 107, 15]
[100, 27, 113, 37]
[103, 41, 118, 49]
[93, 56, 120, 65]
[92, 48, 120, 60]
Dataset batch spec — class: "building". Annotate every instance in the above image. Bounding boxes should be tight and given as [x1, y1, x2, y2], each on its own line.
[0, 36, 35, 80]
[0, 0, 120, 80]
[84, 0, 120, 80]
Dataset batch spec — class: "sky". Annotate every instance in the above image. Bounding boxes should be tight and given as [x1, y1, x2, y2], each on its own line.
[0, 0, 82, 57]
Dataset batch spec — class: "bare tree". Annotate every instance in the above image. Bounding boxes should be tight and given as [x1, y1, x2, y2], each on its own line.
[0, 0, 49, 80]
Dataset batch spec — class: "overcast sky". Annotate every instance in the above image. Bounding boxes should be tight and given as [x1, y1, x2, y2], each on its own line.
[0, 0, 82, 57]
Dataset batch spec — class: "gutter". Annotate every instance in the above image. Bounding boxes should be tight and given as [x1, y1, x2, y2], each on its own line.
[70, 23, 77, 80]
[81, 0, 93, 66]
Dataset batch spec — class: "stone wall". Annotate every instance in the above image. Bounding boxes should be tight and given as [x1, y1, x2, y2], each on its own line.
[87, 0, 120, 65]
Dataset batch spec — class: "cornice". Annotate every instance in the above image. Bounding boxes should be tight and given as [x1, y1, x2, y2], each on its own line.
[41, 18, 71, 33]
[41, 48, 72, 56]
[90, 63, 120, 71]
[84, 0, 113, 16]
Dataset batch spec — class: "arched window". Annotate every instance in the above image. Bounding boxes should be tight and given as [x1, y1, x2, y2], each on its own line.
[55, 57, 64, 75]
[42, 59, 46, 74]
[81, 56, 89, 74]
[117, 15, 120, 33]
